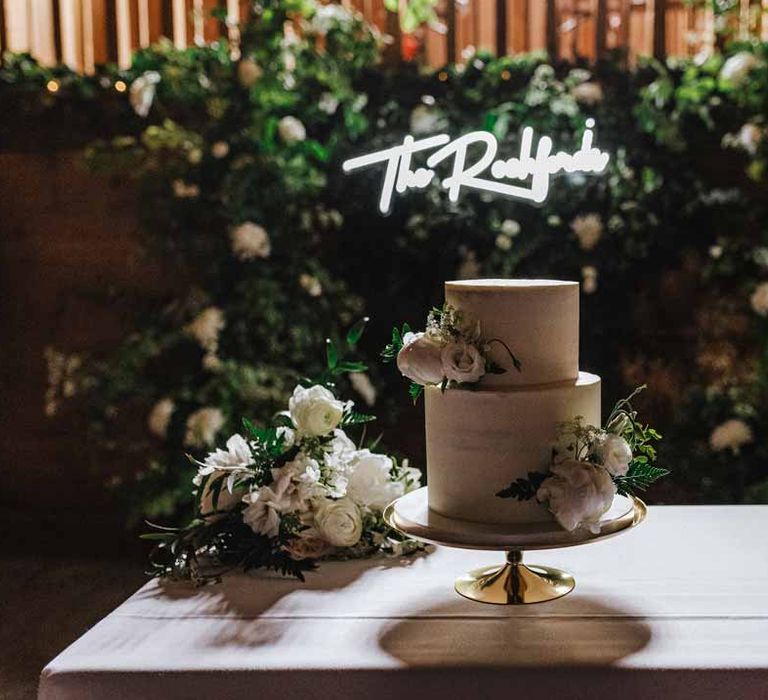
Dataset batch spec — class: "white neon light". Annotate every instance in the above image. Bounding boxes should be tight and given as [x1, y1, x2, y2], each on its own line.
[342, 119, 610, 214]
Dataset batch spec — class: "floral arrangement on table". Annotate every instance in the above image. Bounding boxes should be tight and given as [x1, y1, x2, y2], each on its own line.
[5, 0, 766, 522]
[496, 386, 669, 533]
[144, 321, 423, 583]
[382, 304, 521, 401]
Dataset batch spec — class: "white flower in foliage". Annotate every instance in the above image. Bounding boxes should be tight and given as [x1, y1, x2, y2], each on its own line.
[318, 92, 339, 115]
[289, 384, 345, 437]
[184, 407, 225, 448]
[709, 419, 753, 454]
[313, 497, 363, 547]
[347, 450, 403, 511]
[299, 273, 323, 297]
[237, 57, 263, 88]
[230, 222, 271, 260]
[440, 340, 485, 384]
[397, 332, 444, 386]
[409, 105, 442, 135]
[147, 397, 174, 438]
[278, 116, 306, 144]
[593, 433, 633, 476]
[720, 51, 759, 85]
[537, 459, 616, 533]
[750, 282, 768, 316]
[129, 71, 161, 118]
[211, 141, 230, 159]
[184, 307, 225, 354]
[196, 434, 253, 518]
[571, 213, 603, 250]
[571, 81, 603, 105]
[737, 123, 763, 155]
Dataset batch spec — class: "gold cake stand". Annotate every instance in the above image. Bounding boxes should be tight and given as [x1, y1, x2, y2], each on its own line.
[383, 487, 646, 605]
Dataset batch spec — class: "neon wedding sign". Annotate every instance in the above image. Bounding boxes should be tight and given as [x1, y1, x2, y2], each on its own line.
[342, 118, 610, 215]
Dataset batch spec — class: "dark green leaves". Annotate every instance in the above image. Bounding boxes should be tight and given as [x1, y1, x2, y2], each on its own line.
[408, 382, 424, 403]
[381, 323, 411, 362]
[614, 463, 670, 497]
[496, 471, 548, 501]
[346, 316, 369, 347]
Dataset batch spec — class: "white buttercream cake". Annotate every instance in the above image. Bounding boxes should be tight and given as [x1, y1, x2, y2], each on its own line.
[425, 279, 601, 525]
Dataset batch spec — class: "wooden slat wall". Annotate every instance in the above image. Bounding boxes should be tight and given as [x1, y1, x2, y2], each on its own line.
[0, 0, 759, 72]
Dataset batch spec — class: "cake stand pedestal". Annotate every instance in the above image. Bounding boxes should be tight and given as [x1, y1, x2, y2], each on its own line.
[383, 487, 646, 605]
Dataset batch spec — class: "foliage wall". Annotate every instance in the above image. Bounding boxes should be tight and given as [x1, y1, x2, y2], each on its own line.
[4, 0, 768, 522]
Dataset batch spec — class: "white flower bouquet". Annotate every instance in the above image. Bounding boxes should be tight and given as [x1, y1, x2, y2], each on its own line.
[382, 304, 521, 401]
[496, 386, 669, 532]
[144, 319, 423, 583]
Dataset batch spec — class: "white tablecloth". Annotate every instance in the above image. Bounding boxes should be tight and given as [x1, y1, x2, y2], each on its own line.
[39, 506, 768, 699]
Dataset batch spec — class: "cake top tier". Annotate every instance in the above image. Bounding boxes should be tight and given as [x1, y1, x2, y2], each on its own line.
[445, 278, 579, 387]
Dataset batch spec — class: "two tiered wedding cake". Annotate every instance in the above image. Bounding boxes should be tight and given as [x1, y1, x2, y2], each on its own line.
[386, 277, 666, 532]
[425, 279, 600, 526]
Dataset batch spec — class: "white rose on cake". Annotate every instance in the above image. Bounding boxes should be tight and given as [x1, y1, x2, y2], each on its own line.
[313, 497, 363, 547]
[440, 340, 486, 384]
[289, 384, 345, 436]
[396, 332, 444, 385]
[347, 450, 404, 511]
[537, 460, 616, 533]
[592, 433, 633, 476]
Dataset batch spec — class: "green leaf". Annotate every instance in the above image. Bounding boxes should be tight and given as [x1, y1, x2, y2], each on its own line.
[346, 316, 369, 346]
[614, 463, 670, 497]
[140, 533, 177, 541]
[342, 410, 376, 425]
[334, 360, 368, 374]
[326, 338, 338, 369]
[409, 382, 424, 403]
[496, 472, 548, 501]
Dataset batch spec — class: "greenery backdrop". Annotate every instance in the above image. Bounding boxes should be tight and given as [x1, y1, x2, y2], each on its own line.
[4, 0, 768, 523]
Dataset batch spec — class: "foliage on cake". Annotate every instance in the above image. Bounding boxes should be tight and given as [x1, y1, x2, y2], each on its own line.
[144, 320, 423, 584]
[382, 304, 521, 401]
[496, 386, 668, 533]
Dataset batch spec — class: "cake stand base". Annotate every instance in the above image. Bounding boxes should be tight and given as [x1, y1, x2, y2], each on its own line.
[454, 550, 575, 605]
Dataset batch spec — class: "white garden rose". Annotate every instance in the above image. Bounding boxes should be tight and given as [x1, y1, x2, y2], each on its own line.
[709, 418, 753, 453]
[737, 123, 763, 155]
[571, 81, 603, 105]
[184, 407, 225, 448]
[184, 307, 225, 353]
[211, 141, 230, 159]
[349, 372, 376, 406]
[318, 92, 339, 115]
[396, 332, 444, 385]
[409, 105, 442, 135]
[230, 222, 271, 261]
[440, 340, 486, 384]
[147, 397, 174, 438]
[750, 282, 768, 316]
[720, 51, 759, 85]
[289, 384, 345, 436]
[278, 116, 306, 144]
[299, 273, 322, 297]
[129, 71, 161, 118]
[172, 180, 199, 198]
[347, 450, 403, 511]
[537, 459, 616, 533]
[313, 497, 363, 547]
[283, 528, 336, 560]
[501, 219, 521, 237]
[571, 213, 603, 250]
[237, 57, 263, 88]
[593, 433, 633, 476]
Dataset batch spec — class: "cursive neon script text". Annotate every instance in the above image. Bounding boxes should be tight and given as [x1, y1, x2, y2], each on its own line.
[342, 119, 610, 214]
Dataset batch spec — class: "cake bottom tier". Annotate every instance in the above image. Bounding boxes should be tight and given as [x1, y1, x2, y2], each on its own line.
[425, 371, 601, 525]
